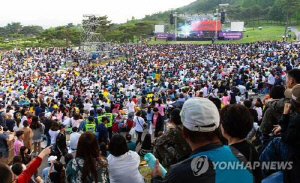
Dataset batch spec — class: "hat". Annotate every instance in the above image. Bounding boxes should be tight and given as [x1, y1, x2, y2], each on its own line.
[48, 156, 57, 162]
[284, 88, 292, 99]
[180, 97, 220, 132]
[286, 84, 300, 103]
[45, 112, 51, 118]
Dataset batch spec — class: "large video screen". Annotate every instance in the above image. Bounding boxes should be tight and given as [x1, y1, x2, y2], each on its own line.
[191, 20, 221, 31]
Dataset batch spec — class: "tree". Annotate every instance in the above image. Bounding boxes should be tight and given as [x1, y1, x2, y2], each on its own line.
[20, 25, 43, 36]
[5, 22, 22, 34]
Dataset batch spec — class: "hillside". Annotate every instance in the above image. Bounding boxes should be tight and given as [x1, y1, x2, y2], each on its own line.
[142, 0, 299, 25]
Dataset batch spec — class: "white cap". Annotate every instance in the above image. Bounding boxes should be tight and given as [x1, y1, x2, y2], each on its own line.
[45, 112, 51, 118]
[180, 97, 220, 132]
[48, 156, 57, 162]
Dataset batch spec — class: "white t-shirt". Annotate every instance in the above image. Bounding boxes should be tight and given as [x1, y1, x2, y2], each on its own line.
[126, 101, 135, 113]
[84, 103, 92, 112]
[70, 132, 81, 150]
[134, 116, 145, 132]
[108, 151, 144, 183]
[48, 130, 59, 145]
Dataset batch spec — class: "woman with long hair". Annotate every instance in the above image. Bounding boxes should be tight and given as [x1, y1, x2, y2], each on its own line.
[138, 133, 153, 157]
[20, 146, 31, 165]
[66, 131, 108, 183]
[30, 116, 45, 154]
[49, 122, 59, 145]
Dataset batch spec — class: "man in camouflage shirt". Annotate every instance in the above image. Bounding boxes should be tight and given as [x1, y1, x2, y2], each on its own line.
[153, 108, 191, 168]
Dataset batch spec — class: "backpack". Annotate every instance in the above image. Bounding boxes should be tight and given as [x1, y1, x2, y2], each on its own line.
[112, 123, 119, 133]
[126, 119, 134, 130]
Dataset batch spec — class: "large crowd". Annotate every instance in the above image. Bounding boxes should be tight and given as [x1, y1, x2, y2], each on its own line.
[0, 41, 299, 183]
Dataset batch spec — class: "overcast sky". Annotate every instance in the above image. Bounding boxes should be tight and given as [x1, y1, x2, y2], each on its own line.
[0, 0, 195, 28]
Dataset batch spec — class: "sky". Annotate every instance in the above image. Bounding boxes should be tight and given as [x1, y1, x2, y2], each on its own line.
[0, 0, 195, 28]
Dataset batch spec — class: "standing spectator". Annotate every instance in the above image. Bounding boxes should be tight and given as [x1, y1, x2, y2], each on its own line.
[21, 120, 33, 154]
[42, 112, 53, 146]
[49, 122, 59, 145]
[13, 119, 23, 133]
[14, 131, 24, 156]
[126, 98, 135, 117]
[30, 116, 45, 155]
[5, 114, 15, 132]
[0, 126, 9, 159]
[66, 132, 109, 183]
[152, 108, 164, 137]
[97, 117, 109, 144]
[55, 124, 67, 161]
[69, 127, 81, 152]
[108, 134, 144, 183]
[133, 110, 146, 145]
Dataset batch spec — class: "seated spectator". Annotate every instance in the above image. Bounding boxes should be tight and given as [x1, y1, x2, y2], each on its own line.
[64, 153, 74, 167]
[154, 108, 191, 168]
[151, 98, 253, 183]
[138, 133, 153, 157]
[244, 100, 258, 122]
[19, 146, 31, 165]
[261, 84, 300, 181]
[126, 134, 136, 151]
[220, 104, 262, 182]
[66, 132, 109, 183]
[100, 142, 110, 157]
[0, 146, 51, 183]
[42, 156, 57, 181]
[108, 134, 144, 183]
[260, 85, 286, 136]
[48, 161, 65, 183]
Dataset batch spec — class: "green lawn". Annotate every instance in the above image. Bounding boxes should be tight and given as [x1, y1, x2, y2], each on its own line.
[148, 26, 296, 45]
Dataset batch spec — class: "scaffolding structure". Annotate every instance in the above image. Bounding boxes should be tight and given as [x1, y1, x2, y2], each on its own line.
[81, 14, 111, 57]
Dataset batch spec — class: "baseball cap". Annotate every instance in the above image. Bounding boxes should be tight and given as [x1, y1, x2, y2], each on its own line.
[285, 84, 300, 103]
[48, 156, 57, 162]
[45, 112, 51, 118]
[180, 97, 220, 132]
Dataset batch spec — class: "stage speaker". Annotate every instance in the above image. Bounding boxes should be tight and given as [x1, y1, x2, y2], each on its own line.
[221, 12, 225, 24]
[170, 13, 174, 25]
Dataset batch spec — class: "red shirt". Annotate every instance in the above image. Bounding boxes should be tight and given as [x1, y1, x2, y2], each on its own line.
[16, 157, 42, 183]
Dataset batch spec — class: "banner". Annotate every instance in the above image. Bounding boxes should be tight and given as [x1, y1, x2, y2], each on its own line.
[155, 33, 175, 40]
[218, 32, 243, 39]
[191, 20, 221, 31]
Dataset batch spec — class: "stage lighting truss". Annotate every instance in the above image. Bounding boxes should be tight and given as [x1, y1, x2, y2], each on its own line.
[81, 14, 111, 54]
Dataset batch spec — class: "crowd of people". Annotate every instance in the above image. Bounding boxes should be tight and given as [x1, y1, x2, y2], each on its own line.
[0, 41, 299, 183]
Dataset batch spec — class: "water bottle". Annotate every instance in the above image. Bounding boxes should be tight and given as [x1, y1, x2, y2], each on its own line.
[144, 153, 167, 178]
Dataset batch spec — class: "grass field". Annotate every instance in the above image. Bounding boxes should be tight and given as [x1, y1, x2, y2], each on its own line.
[148, 26, 296, 45]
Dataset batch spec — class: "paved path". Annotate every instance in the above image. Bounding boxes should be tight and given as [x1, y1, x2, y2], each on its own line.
[291, 26, 300, 40]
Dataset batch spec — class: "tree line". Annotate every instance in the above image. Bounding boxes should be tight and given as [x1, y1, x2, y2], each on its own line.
[0, 16, 155, 49]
